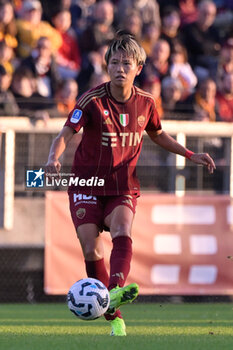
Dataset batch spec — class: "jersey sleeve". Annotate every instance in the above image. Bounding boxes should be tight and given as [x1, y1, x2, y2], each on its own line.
[145, 100, 162, 135]
[64, 104, 88, 132]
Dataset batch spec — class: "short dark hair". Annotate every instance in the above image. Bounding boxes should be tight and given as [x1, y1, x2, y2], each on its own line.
[12, 67, 34, 81]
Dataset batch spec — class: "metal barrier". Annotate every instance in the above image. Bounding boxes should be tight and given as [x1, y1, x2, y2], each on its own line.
[1, 117, 233, 229]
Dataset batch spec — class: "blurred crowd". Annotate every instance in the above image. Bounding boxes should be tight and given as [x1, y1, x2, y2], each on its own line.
[0, 0, 233, 124]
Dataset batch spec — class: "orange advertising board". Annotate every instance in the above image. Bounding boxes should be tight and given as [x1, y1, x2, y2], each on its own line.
[44, 192, 233, 295]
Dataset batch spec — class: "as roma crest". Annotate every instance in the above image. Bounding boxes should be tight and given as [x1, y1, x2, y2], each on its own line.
[76, 208, 86, 219]
[119, 114, 129, 126]
[138, 115, 145, 127]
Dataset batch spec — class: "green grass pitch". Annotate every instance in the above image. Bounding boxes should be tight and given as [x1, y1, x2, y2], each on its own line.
[0, 302, 233, 350]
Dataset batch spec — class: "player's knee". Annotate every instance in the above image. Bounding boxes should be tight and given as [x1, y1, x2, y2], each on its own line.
[110, 223, 131, 239]
[83, 246, 103, 261]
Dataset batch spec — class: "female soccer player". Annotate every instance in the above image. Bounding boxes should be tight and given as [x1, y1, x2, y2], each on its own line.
[45, 34, 215, 336]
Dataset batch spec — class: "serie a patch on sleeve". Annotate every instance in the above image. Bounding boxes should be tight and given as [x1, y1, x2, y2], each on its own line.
[70, 109, 82, 123]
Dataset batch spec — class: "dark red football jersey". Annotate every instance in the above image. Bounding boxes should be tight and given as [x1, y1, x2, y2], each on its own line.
[64, 82, 162, 196]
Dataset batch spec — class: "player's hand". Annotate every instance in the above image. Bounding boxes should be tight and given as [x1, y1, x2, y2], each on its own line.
[45, 159, 61, 179]
[189, 153, 216, 174]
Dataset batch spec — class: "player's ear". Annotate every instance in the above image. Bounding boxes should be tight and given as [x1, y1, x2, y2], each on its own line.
[136, 65, 143, 76]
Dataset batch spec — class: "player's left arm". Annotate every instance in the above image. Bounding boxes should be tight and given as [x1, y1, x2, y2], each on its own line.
[147, 130, 216, 174]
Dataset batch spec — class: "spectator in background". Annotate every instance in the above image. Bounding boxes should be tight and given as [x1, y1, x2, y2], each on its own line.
[183, 0, 221, 79]
[216, 37, 233, 88]
[161, 76, 185, 119]
[40, 0, 71, 22]
[178, 0, 199, 26]
[56, 78, 79, 116]
[158, 0, 198, 27]
[20, 36, 62, 98]
[11, 67, 58, 122]
[142, 76, 163, 118]
[116, 0, 161, 28]
[160, 6, 183, 53]
[216, 72, 233, 122]
[170, 42, 198, 98]
[11, 0, 22, 15]
[140, 22, 161, 57]
[192, 78, 217, 121]
[118, 10, 143, 42]
[0, 64, 19, 116]
[88, 71, 110, 89]
[70, 0, 96, 36]
[98, 43, 108, 70]
[16, 0, 62, 58]
[143, 39, 170, 83]
[0, 0, 18, 49]
[52, 9, 81, 79]
[78, 44, 108, 94]
[79, 0, 115, 54]
[179, 78, 217, 120]
[0, 40, 15, 74]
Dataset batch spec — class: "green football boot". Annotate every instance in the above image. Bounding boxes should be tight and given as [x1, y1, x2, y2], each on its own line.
[107, 283, 139, 314]
[110, 317, 126, 336]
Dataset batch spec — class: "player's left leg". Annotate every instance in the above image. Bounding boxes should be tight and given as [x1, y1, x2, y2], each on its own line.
[104, 199, 139, 335]
[104, 198, 137, 291]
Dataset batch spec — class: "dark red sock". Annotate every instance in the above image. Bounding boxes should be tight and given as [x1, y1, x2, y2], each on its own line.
[85, 258, 109, 287]
[108, 236, 132, 290]
[104, 309, 122, 320]
[85, 258, 122, 321]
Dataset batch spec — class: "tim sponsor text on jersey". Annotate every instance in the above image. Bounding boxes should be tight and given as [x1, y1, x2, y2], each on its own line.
[101, 131, 142, 148]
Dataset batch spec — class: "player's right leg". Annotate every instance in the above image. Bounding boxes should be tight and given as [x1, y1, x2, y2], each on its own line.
[108, 283, 139, 314]
[69, 193, 108, 280]
[77, 223, 108, 283]
[68, 193, 124, 333]
[77, 223, 125, 333]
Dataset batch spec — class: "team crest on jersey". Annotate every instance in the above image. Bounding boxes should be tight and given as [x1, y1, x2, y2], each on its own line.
[76, 208, 86, 219]
[70, 109, 82, 123]
[138, 115, 146, 127]
[119, 114, 129, 126]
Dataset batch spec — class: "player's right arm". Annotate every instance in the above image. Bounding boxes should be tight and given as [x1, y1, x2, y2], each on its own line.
[45, 126, 75, 176]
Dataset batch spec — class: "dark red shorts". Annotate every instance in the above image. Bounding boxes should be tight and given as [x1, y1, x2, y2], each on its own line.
[68, 193, 137, 231]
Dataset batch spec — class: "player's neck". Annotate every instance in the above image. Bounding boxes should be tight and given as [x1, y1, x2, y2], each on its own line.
[110, 82, 132, 102]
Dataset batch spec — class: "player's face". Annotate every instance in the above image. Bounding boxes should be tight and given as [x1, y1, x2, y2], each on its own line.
[107, 50, 142, 88]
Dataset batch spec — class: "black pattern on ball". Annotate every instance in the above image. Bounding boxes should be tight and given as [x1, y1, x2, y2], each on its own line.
[86, 291, 109, 308]
[79, 281, 92, 296]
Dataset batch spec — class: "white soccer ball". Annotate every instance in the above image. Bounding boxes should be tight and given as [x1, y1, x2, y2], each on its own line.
[67, 278, 110, 320]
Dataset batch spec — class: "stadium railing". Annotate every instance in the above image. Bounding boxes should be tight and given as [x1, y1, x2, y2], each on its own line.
[0, 117, 233, 230]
